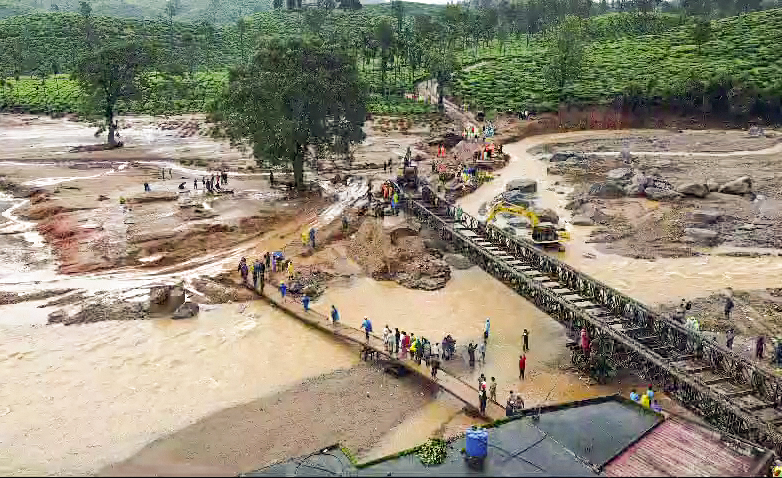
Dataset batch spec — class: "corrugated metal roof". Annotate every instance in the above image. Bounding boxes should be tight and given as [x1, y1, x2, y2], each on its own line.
[604, 418, 761, 477]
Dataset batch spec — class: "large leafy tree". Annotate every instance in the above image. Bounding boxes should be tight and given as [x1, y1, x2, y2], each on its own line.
[544, 15, 587, 101]
[208, 38, 367, 190]
[72, 41, 157, 146]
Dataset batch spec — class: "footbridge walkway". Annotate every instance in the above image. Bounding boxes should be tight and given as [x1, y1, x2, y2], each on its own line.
[395, 182, 782, 455]
[258, 287, 507, 421]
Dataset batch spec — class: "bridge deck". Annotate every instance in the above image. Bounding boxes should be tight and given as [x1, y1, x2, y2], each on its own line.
[257, 286, 507, 421]
[401, 183, 782, 453]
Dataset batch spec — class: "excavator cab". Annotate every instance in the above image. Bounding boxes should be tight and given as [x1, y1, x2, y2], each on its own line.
[532, 223, 558, 243]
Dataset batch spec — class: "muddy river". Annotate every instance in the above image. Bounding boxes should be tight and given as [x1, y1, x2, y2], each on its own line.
[3, 121, 782, 475]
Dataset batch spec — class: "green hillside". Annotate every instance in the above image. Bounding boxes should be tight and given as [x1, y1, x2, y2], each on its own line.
[453, 8, 782, 114]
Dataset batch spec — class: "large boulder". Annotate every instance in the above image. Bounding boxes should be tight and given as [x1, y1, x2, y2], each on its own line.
[172, 301, 200, 319]
[531, 207, 559, 225]
[149, 286, 171, 305]
[706, 178, 720, 192]
[571, 216, 595, 226]
[607, 168, 633, 181]
[718, 176, 752, 195]
[589, 181, 625, 199]
[644, 187, 683, 201]
[683, 228, 719, 246]
[502, 191, 535, 208]
[676, 182, 709, 198]
[550, 151, 586, 162]
[624, 183, 646, 197]
[506, 179, 537, 194]
[690, 210, 722, 225]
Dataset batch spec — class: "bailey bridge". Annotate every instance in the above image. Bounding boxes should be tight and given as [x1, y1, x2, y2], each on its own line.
[394, 182, 782, 455]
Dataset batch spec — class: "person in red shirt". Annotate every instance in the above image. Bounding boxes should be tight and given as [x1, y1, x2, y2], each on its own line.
[519, 354, 526, 380]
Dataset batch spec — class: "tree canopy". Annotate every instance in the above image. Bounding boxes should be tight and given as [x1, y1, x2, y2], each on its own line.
[544, 15, 587, 101]
[71, 40, 157, 145]
[208, 37, 367, 189]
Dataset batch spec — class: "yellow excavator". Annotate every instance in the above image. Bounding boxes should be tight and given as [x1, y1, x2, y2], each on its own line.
[486, 201, 569, 250]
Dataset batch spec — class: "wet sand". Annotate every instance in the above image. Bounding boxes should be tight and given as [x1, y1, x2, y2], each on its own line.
[101, 364, 440, 476]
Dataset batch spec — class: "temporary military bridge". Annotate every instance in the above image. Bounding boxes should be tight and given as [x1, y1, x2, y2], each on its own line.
[394, 182, 782, 455]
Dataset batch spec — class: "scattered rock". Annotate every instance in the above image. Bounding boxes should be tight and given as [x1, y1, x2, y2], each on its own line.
[606, 168, 633, 180]
[572, 216, 595, 226]
[706, 178, 720, 192]
[47, 309, 68, 324]
[624, 183, 646, 197]
[683, 227, 719, 246]
[718, 176, 752, 195]
[98, 195, 109, 201]
[443, 254, 473, 270]
[172, 301, 200, 319]
[505, 179, 537, 194]
[690, 210, 722, 225]
[644, 187, 683, 201]
[589, 181, 625, 199]
[676, 182, 709, 198]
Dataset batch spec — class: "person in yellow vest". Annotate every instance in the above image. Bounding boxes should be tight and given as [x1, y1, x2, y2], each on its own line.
[301, 230, 308, 247]
[287, 260, 294, 280]
[640, 392, 651, 408]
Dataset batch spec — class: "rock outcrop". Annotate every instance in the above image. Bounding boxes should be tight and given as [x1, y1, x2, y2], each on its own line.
[676, 182, 709, 198]
[718, 176, 752, 195]
[505, 179, 537, 194]
[172, 301, 200, 319]
[644, 187, 683, 201]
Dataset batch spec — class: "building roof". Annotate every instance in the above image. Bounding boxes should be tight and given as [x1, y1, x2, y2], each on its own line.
[244, 395, 773, 477]
[604, 416, 773, 477]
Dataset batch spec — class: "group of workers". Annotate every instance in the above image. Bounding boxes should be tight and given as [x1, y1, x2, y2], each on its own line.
[380, 326, 446, 379]
[145, 170, 229, 194]
[630, 385, 663, 413]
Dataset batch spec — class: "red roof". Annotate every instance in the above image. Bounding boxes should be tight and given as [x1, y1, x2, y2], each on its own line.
[604, 417, 766, 477]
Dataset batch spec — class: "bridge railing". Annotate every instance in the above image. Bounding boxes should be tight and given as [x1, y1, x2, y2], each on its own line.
[389, 181, 782, 451]
[408, 184, 782, 408]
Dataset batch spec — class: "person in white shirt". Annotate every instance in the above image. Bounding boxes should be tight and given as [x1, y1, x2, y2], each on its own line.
[382, 325, 391, 351]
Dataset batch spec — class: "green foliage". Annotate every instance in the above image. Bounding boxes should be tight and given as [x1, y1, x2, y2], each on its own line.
[71, 40, 157, 144]
[208, 37, 367, 188]
[692, 17, 712, 53]
[544, 15, 587, 101]
[416, 438, 447, 466]
[453, 8, 782, 114]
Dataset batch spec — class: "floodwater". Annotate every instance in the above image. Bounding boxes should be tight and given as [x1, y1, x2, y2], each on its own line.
[457, 130, 782, 304]
[0, 301, 360, 476]
[3, 124, 780, 474]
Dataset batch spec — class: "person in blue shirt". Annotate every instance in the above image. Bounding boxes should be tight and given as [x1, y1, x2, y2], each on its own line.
[361, 316, 373, 341]
[484, 318, 490, 341]
[302, 294, 310, 312]
[309, 227, 316, 249]
[331, 305, 340, 325]
[279, 281, 287, 301]
[646, 385, 654, 400]
[629, 389, 640, 402]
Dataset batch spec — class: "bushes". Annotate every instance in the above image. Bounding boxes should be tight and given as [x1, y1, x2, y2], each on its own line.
[452, 8, 782, 116]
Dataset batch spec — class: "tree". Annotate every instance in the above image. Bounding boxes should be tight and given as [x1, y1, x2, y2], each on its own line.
[165, 0, 180, 52]
[391, 0, 405, 33]
[692, 17, 711, 53]
[237, 17, 248, 58]
[72, 41, 157, 146]
[425, 49, 458, 111]
[208, 38, 367, 190]
[339, 0, 361, 10]
[374, 18, 394, 96]
[317, 0, 336, 9]
[544, 15, 586, 101]
[79, 1, 95, 48]
[304, 8, 328, 37]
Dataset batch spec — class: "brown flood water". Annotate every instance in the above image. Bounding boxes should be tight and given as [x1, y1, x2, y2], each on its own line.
[6, 126, 779, 475]
[458, 130, 782, 304]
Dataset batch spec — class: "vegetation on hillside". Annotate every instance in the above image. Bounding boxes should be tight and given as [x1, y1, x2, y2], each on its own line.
[453, 8, 782, 120]
[0, 0, 780, 123]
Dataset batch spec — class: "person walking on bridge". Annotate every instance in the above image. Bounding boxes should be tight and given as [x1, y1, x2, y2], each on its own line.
[467, 342, 477, 367]
[331, 305, 340, 325]
[484, 318, 490, 342]
[309, 227, 316, 249]
[382, 325, 391, 352]
[279, 281, 287, 301]
[479, 387, 488, 416]
[361, 317, 373, 341]
[489, 377, 497, 402]
[394, 328, 400, 356]
[519, 354, 527, 380]
[252, 259, 262, 291]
